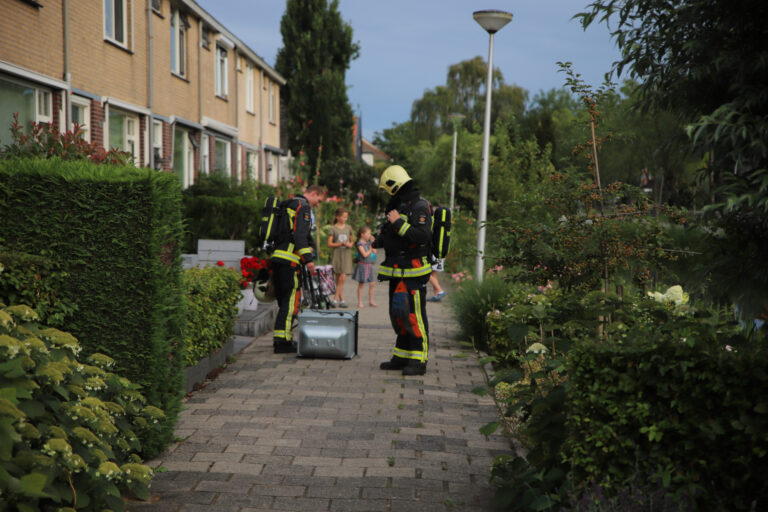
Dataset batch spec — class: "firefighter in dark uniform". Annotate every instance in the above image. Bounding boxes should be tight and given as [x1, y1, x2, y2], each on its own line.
[270, 185, 326, 353]
[374, 165, 433, 376]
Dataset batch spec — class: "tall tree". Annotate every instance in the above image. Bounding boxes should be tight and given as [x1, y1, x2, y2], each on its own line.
[579, 0, 768, 317]
[409, 56, 526, 143]
[275, 0, 360, 173]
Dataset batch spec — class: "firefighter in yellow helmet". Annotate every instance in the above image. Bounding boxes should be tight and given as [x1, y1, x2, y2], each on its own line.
[373, 165, 433, 375]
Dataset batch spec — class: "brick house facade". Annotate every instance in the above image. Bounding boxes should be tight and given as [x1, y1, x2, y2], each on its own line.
[0, 0, 286, 188]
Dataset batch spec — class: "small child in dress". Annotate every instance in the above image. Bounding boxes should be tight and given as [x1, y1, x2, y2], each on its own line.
[352, 225, 378, 308]
[328, 207, 354, 307]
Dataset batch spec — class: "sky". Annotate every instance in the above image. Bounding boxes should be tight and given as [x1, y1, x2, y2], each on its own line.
[197, 1, 622, 141]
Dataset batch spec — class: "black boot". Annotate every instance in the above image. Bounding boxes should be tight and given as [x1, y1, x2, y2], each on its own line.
[402, 361, 426, 376]
[273, 339, 297, 353]
[379, 357, 407, 370]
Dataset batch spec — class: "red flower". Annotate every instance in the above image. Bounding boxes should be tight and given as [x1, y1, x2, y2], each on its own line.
[216, 261, 225, 266]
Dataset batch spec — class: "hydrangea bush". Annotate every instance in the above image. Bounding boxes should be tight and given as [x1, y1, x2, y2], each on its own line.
[0, 303, 159, 511]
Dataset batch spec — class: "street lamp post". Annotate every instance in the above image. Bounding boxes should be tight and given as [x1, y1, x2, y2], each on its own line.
[448, 113, 465, 211]
[472, 9, 513, 283]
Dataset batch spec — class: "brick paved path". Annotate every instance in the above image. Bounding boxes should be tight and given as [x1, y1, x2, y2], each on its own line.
[130, 273, 510, 512]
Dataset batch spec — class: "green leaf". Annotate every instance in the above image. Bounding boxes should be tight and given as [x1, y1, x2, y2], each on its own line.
[20, 473, 51, 498]
[477, 356, 497, 365]
[471, 386, 489, 396]
[452, 353, 470, 359]
[479, 421, 500, 436]
[531, 494, 556, 511]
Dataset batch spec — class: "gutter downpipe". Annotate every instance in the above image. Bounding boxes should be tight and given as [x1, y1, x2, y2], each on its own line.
[198, 21, 204, 175]
[63, 0, 71, 131]
[234, 48, 240, 182]
[259, 70, 266, 183]
[147, 0, 155, 169]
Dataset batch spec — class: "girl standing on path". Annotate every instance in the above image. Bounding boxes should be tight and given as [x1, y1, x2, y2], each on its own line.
[352, 225, 378, 308]
[327, 207, 354, 307]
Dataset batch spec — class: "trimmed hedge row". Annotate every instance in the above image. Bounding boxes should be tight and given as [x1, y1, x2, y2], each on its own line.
[182, 266, 242, 366]
[0, 158, 186, 457]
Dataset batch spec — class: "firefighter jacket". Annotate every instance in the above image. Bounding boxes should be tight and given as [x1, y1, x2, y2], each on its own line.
[374, 185, 432, 280]
[270, 194, 315, 266]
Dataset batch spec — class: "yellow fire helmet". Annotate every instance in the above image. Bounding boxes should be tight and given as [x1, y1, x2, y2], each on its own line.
[379, 165, 412, 196]
[253, 278, 276, 303]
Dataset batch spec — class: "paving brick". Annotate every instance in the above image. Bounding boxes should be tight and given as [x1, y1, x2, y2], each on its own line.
[129, 279, 507, 511]
[271, 496, 331, 511]
[328, 498, 388, 511]
[250, 484, 306, 497]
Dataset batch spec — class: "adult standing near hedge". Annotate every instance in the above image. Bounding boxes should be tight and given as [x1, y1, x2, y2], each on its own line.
[374, 165, 433, 376]
[270, 184, 327, 353]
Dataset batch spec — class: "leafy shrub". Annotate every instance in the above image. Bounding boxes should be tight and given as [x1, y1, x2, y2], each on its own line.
[0, 113, 131, 165]
[181, 175, 268, 254]
[0, 248, 78, 326]
[0, 303, 158, 511]
[0, 157, 186, 457]
[566, 300, 768, 510]
[447, 270, 515, 351]
[182, 265, 242, 366]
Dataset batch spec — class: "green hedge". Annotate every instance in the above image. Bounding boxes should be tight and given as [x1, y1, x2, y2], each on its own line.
[181, 175, 270, 254]
[566, 316, 768, 509]
[0, 158, 186, 457]
[0, 303, 158, 511]
[182, 266, 242, 366]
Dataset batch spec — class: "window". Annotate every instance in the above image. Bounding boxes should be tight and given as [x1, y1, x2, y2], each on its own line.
[246, 151, 258, 180]
[151, 0, 160, 12]
[107, 107, 139, 163]
[173, 127, 194, 188]
[269, 82, 276, 123]
[214, 137, 230, 174]
[215, 45, 228, 97]
[0, 77, 53, 146]
[170, 8, 187, 77]
[202, 28, 210, 49]
[152, 119, 162, 166]
[104, 0, 127, 46]
[245, 62, 254, 113]
[71, 96, 91, 141]
[201, 133, 210, 174]
[36, 90, 51, 123]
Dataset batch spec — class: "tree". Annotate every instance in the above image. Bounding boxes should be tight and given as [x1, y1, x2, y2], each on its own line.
[409, 56, 526, 144]
[275, 0, 360, 173]
[578, 0, 768, 317]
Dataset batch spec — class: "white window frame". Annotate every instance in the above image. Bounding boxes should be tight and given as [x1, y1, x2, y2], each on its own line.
[36, 89, 52, 124]
[245, 62, 254, 113]
[269, 82, 276, 123]
[170, 8, 186, 77]
[152, 119, 162, 159]
[104, 0, 128, 47]
[246, 151, 258, 181]
[215, 45, 228, 97]
[106, 106, 139, 164]
[0, 76, 55, 145]
[201, 133, 210, 174]
[214, 136, 231, 174]
[70, 96, 91, 141]
[173, 127, 194, 188]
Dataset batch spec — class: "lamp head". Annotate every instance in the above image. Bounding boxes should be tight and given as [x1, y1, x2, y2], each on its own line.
[473, 10, 513, 34]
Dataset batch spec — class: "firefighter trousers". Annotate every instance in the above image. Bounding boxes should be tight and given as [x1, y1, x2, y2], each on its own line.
[387, 278, 429, 363]
[272, 262, 301, 342]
